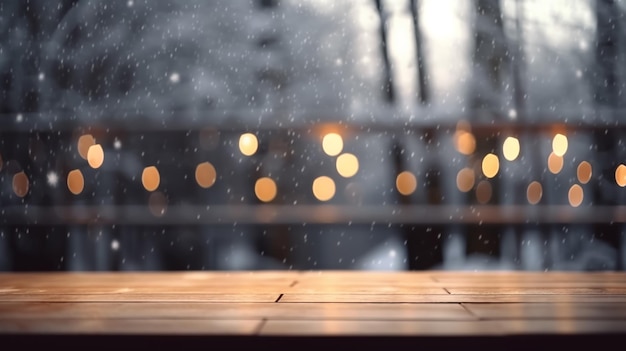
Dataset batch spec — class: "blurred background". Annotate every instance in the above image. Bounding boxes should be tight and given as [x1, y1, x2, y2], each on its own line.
[1, 0, 625, 271]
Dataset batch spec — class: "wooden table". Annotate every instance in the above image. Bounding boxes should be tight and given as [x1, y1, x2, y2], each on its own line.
[1, 271, 626, 350]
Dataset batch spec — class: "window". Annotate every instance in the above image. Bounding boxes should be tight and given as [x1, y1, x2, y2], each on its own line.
[0, 0, 624, 271]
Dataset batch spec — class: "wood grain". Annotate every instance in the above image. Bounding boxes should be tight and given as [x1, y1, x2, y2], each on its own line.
[1, 270, 626, 342]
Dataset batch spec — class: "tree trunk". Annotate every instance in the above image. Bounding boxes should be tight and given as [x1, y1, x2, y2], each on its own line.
[410, 0, 429, 105]
[471, 0, 507, 118]
[374, 0, 395, 103]
[467, 0, 508, 260]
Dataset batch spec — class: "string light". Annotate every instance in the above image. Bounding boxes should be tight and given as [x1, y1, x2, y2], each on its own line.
[502, 136, 520, 161]
[568, 184, 584, 207]
[456, 167, 475, 192]
[552, 133, 568, 157]
[255, 177, 277, 202]
[548, 152, 563, 174]
[239, 133, 258, 156]
[313, 176, 336, 201]
[527, 181, 542, 205]
[12, 171, 29, 198]
[336, 153, 359, 178]
[482, 153, 500, 178]
[67, 169, 84, 195]
[454, 130, 476, 155]
[195, 162, 217, 188]
[322, 133, 343, 156]
[142, 166, 160, 192]
[396, 171, 417, 196]
[576, 161, 592, 184]
[87, 144, 104, 169]
[77, 134, 95, 160]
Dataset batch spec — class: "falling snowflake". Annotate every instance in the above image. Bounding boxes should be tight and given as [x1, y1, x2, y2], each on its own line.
[114, 138, 122, 150]
[111, 239, 120, 251]
[38, 72, 45, 81]
[47, 171, 59, 187]
[16, 114, 23, 123]
[169, 72, 180, 84]
[508, 109, 517, 120]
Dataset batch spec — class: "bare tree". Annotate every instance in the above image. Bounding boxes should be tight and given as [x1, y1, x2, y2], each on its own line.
[511, 0, 526, 118]
[467, 0, 509, 260]
[470, 0, 508, 118]
[410, 0, 429, 105]
[374, 0, 395, 103]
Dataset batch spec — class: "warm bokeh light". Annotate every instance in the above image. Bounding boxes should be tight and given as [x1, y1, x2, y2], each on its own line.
[552, 133, 568, 157]
[77, 134, 96, 160]
[312, 176, 336, 201]
[148, 191, 167, 217]
[396, 171, 417, 196]
[195, 162, 217, 188]
[336, 153, 359, 178]
[255, 177, 277, 202]
[322, 132, 343, 156]
[456, 167, 475, 192]
[502, 136, 520, 161]
[616, 164, 626, 187]
[568, 184, 584, 207]
[87, 144, 104, 169]
[576, 161, 592, 184]
[12, 171, 29, 198]
[238, 133, 258, 156]
[475, 180, 492, 204]
[481, 153, 499, 178]
[527, 181, 543, 205]
[454, 130, 476, 155]
[547, 152, 563, 174]
[67, 169, 84, 195]
[142, 166, 160, 192]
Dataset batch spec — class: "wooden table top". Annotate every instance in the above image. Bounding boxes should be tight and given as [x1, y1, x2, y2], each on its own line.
[1, 270, 626, 349]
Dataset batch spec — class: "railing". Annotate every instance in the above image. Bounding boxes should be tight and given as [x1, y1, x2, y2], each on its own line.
[2, 109, 626, 226]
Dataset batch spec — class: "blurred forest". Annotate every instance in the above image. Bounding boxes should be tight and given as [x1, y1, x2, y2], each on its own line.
[1, 0, 626, 271]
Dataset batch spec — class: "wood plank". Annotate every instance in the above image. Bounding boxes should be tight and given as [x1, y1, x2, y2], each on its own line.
[0, 271, 401, 296]
[0, 302, 474, 321]
[1, 271, 626, 340]
[431, 272, 626, 282]
[259, 320, 506, 336]
[493, 319, 626, 334]
[299, 271, 437, 280]
[0, 286, 289, 294]
[293, 281, 443, 287]
[279, 294, 626, 303]
[0, 272, 298, 288]
[287, 286, 448, 294]
[0, 318, 261, 335]
[0, 294, 280, 303]
[437, 282, 626, 288]
[260, 319, 626, 336]
[464, 303, 626, 319]
[0, 271, 301, 281]
[447, 287, 626, 295]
